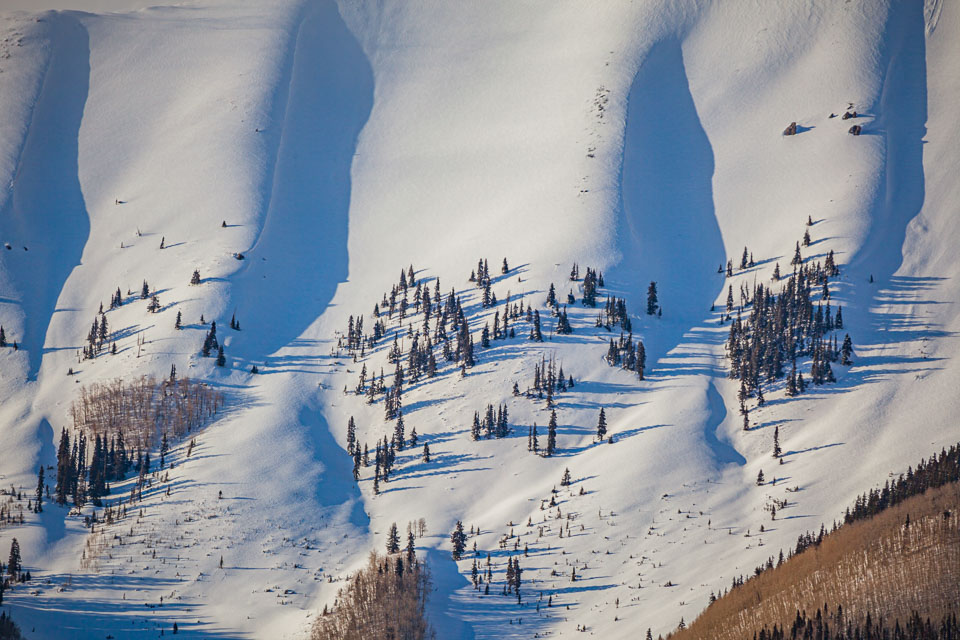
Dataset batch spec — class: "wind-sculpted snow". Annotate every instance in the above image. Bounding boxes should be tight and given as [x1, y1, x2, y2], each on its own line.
[0, 13, 90, 381]
[0, 0, 958, 638]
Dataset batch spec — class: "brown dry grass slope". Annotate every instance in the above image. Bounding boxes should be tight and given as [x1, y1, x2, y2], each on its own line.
[671, 482, 960, 640]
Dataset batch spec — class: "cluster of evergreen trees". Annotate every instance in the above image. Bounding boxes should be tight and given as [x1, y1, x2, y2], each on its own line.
[348, 412, 423, 494]
[524, 411, 559, 456]
[840, 443, 958, 528]
[752, 607, 958, 640]
[595, 295, 631, 332]
[470, 258, 502, 308]
[604, 331, 647, 379]
[0, 610, 23, 639]
[520, 355, 574, 406]
[54, 427, 156, 508]
[344, 260, 565, 432]
[1, 537, 30, 603]
[83, 312, 114, 359]
[726, 255, 850, 405]
[200, 320, 225, 366]
[721, 245, 757, 277]
[470, 403, 510, 440]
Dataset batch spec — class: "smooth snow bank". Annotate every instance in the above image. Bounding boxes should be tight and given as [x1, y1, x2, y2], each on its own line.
[0, 0, 957, 638]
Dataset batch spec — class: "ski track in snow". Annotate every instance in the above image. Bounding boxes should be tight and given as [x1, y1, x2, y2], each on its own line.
[0, 0, 957, 638]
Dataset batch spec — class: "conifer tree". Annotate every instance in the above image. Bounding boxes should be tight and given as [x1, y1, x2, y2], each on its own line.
[791, 242, 802, 266]
[450, 521, 467, 560]
[531, 310, 544, 342]
[422, 443, 430, 463]
[395, 413, 406, 450]
[561, 468, 572, 487]
[175, 310, 182, 329]
[546, 411, 558, 456]
[346, 417, 356, 455]
[0, 326, 5, 347]
[646, 282, 659, 315]
[55, 429, 72, 505]
[190, 269, 201, 285]
[6, 539, 20, 580]
[757, 469, 765, 486]
[773, 425, 782, 458]
[596, 408, 607, 441]
[34, 467, 43, 513]
[216, 345, 225, 367]
[803, 229, 811, 246]
[637, 341, 646, 380]
[841, 334, 853, 365]
[386, 522, 401, 554]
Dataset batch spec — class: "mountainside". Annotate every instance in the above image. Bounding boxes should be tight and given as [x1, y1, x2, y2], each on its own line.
[0, 0, 957, 638]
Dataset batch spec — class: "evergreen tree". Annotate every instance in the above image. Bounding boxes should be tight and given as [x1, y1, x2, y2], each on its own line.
[531, 310, 544, 342]
[386, 522, 401, 554]
[141, 280, 150, 299]
[394, 413, 406, 450]
[450, 521, 467, 560]
[791, 242, 802, 266]
[637, 341, 646, 380]
[841, 334, 853, 365]
[545, 283, 558, 308]
[55, 429, 72, 505]
[546, 411, 558, 456]
[0, 326, 5, 347]
[773, 425, 782, 458]
[190, 269, 201, 285]
[646, 282, 659, 315]
[175, 310, 182, 329]
[34, 467, 43, 513]
[757, 469, 765, 486]
[561, 468, 572, 487]
[6, 539, 21, 580]
[422, 443, 430, 463]
[346, 417, 356, 455]
[160, 432, 169, 469]
[803, 229, 811, 246]
[772, 262, 781, 281]
[216, 345, 226, 367]
[406, 526, 417, 564]
[596, 408, 607, 441]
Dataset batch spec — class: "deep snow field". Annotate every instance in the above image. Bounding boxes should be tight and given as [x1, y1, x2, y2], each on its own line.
[0, 0, 957, 637]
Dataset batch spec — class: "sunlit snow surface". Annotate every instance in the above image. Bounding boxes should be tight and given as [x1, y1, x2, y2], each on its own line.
[0, 0, 956, 637]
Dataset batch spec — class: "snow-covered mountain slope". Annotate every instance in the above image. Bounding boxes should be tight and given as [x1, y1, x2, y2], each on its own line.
[0, 0, 956, 638]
